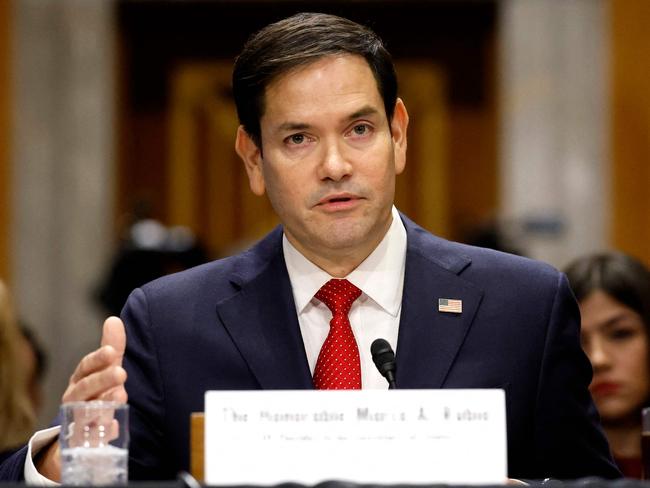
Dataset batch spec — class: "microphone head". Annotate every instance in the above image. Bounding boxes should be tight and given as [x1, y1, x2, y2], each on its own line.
[370, 338, 396, 378]
[371, 338, 393, 357]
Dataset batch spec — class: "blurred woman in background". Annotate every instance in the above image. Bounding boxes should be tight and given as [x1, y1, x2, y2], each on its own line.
[565, 252, 650, 478]
[0, 280, 35, 462]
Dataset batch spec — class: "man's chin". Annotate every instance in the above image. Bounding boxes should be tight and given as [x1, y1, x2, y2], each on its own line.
[315, 222, 371, 248]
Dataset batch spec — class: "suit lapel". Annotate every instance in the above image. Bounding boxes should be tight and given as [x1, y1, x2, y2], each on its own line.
[396, 218, 484, 388]
[215, 233, 313, 389]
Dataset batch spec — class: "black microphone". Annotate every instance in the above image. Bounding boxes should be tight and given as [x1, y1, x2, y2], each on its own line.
[371, 338, 397, 389]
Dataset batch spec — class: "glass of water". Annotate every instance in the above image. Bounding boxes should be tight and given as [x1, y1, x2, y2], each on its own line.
[59, 401, 129, 485]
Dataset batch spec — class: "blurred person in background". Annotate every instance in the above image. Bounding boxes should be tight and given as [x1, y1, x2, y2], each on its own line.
[96, 218, 208, 316]
[565, 252, 650, 478]
[17, 323, 47, 422]
[461, 219, 525, 257]
[0, 280, 36, 463]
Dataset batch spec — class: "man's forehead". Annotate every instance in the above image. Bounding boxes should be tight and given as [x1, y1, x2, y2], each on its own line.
[260, 54, 384, 122]
[273, 52, 366, 77]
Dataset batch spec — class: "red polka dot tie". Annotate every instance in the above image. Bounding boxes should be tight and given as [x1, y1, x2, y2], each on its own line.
[313, 279, 362, 389]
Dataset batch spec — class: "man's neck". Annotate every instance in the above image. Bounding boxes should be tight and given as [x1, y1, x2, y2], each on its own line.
[285, 215, 394, 278]
[286, 238, 382, 278]
[303, 251, 371, 278]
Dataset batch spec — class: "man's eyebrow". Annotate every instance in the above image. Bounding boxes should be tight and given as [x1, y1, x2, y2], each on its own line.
[277, 122, 311, 132]
[275, 106, 381, 133]
[347, 106, 380, 120]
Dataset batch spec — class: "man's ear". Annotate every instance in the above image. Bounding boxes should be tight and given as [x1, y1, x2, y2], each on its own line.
[390, 98, 409, 175]
[235, 125, 265, 196]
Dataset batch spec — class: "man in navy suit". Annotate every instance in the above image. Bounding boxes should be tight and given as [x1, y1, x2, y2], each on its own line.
[2, 12, 620, 482]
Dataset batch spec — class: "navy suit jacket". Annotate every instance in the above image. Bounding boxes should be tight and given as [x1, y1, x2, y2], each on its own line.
[0, 214, 620, 481]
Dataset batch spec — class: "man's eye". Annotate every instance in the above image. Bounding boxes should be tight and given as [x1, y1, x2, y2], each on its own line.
[287, 134, 305, 145]
[352, 124, 369, 136]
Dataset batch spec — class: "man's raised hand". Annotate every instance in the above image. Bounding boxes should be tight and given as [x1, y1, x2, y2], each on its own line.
[62, 316, 127, 403]
[37, 317, 128, 481]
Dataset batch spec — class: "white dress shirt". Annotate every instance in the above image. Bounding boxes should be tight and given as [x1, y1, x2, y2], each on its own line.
[24, 427, 59, 485]
[283, 206, 406, 389]
[24, 207, 408, 483]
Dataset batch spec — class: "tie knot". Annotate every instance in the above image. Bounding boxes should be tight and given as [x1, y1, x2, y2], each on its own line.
[315, 279, 362, 317]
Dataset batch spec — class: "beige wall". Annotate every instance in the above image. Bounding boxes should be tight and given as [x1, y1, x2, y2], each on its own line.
[0, 0, 10, 282]
[499, 0, 610, 267]
[11, 0, 116, 424]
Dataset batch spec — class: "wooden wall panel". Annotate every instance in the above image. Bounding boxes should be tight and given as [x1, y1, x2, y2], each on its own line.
[611, 0, 650, 266]
[168, 62, 278, 256]
[395, 62, 449, 237]
[448, 36, 497, 243]
[0, 0, 11, 282]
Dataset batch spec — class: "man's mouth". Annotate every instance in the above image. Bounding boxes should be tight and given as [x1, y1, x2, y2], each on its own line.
[318, 193, 358, 205]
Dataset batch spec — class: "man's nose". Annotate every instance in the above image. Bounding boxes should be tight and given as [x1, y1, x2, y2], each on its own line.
[317, 139, 353, 181]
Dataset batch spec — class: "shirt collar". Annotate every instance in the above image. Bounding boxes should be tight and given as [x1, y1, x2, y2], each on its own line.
[283, 206, 407, 317]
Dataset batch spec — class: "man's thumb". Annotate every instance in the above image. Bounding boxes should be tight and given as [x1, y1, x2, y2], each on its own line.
[100, 316, 126, 363]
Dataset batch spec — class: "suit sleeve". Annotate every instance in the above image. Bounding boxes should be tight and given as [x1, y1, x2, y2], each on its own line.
[534, 272, 621, 479]
[121, 287, 176, 480]
[0, 447, 27, 481]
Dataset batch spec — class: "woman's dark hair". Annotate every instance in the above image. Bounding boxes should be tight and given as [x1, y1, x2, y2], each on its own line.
[565, 252, 650, 328]
[232, 12, 398, 148]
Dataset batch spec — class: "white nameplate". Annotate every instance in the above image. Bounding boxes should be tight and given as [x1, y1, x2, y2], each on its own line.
[205, 389, 506, 485]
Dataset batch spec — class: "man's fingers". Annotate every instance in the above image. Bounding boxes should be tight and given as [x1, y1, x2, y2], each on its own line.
[69, 345, 118, 384]
[100, 316, 126, 364]
[99, 385, 129, 404]
[63, 317, 128, 405]
[63, 366, 127, 403]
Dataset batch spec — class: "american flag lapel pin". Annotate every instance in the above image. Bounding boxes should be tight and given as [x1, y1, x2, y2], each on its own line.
[438, 298, 463, 314]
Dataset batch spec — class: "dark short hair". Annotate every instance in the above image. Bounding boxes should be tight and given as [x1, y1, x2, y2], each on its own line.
[232, 12, 398, 148]
[565, 252, 650, 328]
